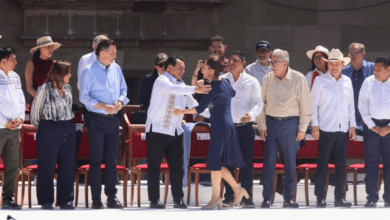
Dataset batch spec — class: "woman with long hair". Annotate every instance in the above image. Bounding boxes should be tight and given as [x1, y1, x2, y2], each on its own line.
[30, 61, 76, 210]
[173, 55, 248, 210]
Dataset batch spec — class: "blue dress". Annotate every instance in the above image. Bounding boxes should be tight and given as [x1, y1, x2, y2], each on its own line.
[195, 79, 244, 170]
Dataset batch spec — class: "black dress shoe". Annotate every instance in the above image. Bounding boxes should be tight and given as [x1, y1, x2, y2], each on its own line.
[173, 198, 187, 209]
[150, 200, 165, 209]
[60, 202, 75, 210]
[107, 197, 123, 209]
[261, 200, 271, 208]
[92, 201, 104, 209]
[283, 200, 299, 208]
[316, 199, 326, 208]
[41, 203, 53, 210]
[1, 199, 21, 210]
[222, 198, 234, 207]
[334, 199, 352, 207]
[364, 201, 377, 208]
[241, 197, 255, 208]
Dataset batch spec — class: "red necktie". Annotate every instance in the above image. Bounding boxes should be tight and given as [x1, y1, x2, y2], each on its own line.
[311, 71, 319, 89]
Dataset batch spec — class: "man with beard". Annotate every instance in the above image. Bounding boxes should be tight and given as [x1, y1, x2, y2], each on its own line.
[245, 40, 273, 86]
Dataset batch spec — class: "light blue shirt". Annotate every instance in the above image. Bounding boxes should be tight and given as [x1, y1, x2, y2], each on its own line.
[79, 59, 129, 115]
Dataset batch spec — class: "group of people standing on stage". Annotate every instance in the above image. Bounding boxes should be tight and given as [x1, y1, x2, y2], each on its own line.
[0, 32, 389, 211]
[139, 35, 390, 210]
[0, 35, 128, 210]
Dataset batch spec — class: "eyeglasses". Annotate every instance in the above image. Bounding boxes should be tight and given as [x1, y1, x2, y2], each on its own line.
[270, 61, 284, 66]
[348, 52, 363, 57]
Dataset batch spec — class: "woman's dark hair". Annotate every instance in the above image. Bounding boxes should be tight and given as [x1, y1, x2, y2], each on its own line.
[205, 54, 224, 77]
[45, 61, 71, 89]
[311, 52, 328, 71]
[32, 48, 41, 60]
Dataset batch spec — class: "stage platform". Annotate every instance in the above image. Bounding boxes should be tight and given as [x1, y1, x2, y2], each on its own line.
[1, 179, 388, 220]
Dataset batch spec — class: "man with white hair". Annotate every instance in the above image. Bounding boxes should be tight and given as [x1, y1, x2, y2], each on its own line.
[77, 35, 109, 89]
[311, 49, 355, 208]
[257, 49, 312, 208]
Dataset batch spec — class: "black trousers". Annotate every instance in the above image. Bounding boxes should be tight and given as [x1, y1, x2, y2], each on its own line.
[146, 129, 184, 202]
[36, 120, 77, 206]
[224, 123, 255, 200]
[87, 112, 120, 202]
[314, 130, 348, 200]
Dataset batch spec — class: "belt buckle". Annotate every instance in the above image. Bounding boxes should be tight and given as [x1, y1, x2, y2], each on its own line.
[275, 117, 282, 122]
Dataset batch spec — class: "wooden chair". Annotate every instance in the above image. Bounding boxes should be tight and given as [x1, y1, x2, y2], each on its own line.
[19, 124, 44, 208]
[186, 124, 212, 206]
[293, 139, 335, 206]
[122, 105, 170, 207]
[185, 124, 233, 206]
[74, 127, 129, 208]
[252, 136, 283, 204]
[345, 139, 382, 206]
[121, 105, 142, 169]
[128, 125, 170, 207]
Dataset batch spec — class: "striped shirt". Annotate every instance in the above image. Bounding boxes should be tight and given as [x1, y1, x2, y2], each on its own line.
[30, 83, 74, 128]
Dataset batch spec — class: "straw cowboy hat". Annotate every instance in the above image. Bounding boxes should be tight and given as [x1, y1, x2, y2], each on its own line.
[306, 45, 330, 60]
[322, 48, 351, 66]
[30, 36, 61, 54]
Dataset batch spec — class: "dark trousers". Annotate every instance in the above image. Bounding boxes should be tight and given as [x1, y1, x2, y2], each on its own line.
[314, 130, 348, 200]
[36, 120, 77, 206]
[364, 119, 390, 203]
[146, 129, 184, 202]
[224, 123, 255, 200]
[0, 129, 20, 200]
[87, 112, 120, 202]
[262, 117, 300, 201]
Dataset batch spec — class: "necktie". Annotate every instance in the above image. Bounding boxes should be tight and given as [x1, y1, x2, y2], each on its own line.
[311, 71, 319, 89]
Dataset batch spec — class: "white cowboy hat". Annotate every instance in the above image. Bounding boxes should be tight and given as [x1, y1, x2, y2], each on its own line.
[306, 45, 330, 60]
[322, 48, 351, 66]
[30, 36, 61, 54]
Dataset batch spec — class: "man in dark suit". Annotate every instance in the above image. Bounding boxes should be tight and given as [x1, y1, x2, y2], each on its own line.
[135, 53, 168, 124]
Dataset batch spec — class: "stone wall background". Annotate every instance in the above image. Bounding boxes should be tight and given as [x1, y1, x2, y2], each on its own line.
[1, 0, 390, 105]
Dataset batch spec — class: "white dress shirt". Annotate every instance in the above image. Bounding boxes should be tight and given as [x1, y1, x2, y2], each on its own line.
[245, 59, 272, 86]
[306, 68, 325, 91]
[358, 75, 390, 129]
[311, 72, 356, 132]
[77, 51, 97, 89]
[221, 71, 263, 123]
[146, 72, 198, 136]
[0, 69, 26, 129]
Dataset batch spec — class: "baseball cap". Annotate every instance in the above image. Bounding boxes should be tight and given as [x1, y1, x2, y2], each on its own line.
[255, 40, 272, 51]
[154, 53, 168, 66]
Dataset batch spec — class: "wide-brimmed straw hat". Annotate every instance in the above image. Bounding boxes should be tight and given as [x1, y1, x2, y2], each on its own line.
[30, 36, 61, 54]
[322, 48, 350, 66]
[306, 45, 330, 60]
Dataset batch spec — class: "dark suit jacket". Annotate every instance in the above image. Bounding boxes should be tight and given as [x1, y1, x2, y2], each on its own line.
[139, 69, 159, 111]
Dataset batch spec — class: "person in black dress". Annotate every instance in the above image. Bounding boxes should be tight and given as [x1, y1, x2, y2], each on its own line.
[173, 55, 248, 210]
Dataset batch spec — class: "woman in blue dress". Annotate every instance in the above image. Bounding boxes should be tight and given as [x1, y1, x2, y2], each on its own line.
[173, 55, 248, 210]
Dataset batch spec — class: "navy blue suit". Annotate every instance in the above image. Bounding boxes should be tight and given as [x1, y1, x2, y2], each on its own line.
[139, 70, 159, 111]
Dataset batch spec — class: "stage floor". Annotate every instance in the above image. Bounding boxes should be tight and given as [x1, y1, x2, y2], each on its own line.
[2, 178, 388, 220]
